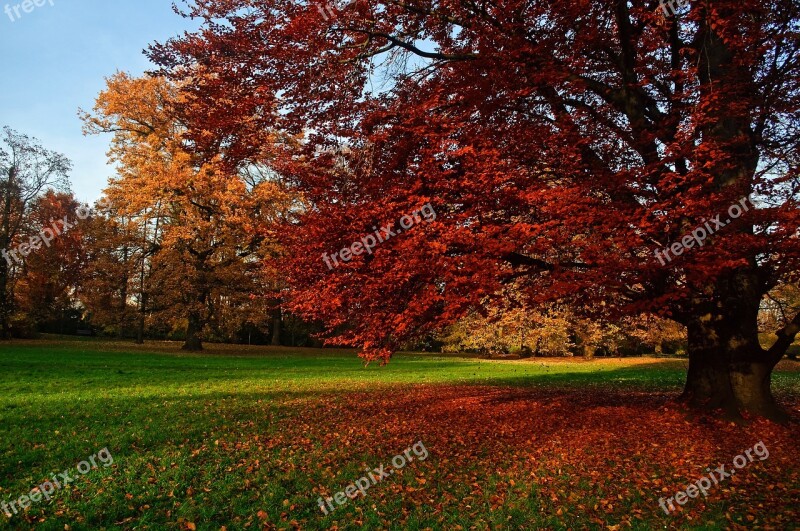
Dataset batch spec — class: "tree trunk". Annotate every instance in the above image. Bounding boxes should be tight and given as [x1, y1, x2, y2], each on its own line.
[583, 344, 595, 359]
[682, 273, 788, 422]
[0, 258, 11, 340]
[675, 8, 793, 421]
[271, 305, 282, 346]
[135, 315, 145, 345]
[684, 352, 785, 421]
[682, 317, 740, 417]
[729, 361, 784, 419]
[135, 290, 146, 345]
[182, 311, 204, 351]
[118, 243, 129, 340]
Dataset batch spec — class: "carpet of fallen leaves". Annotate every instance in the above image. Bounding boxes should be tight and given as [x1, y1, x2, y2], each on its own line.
[14, 355, 797, 530]
[248, 384, 799, 530]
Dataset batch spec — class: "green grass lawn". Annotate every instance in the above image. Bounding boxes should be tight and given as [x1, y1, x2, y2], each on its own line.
[0, 339, 798, 530]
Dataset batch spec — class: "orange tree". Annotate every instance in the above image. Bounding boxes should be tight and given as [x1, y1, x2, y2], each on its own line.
[82, 73, 291, 350]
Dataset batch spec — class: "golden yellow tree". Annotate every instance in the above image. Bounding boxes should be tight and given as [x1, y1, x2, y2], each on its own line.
[82, 73, 291, 350]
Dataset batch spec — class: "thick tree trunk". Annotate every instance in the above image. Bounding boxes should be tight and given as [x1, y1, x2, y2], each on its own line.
[675, 9, 793, 421]
[682, 273, 788, 421]
[684, 351, 785, 421]
[729, 361, 785, 420]
[182, 311, 204, 351]
[683, 314, 737, 412]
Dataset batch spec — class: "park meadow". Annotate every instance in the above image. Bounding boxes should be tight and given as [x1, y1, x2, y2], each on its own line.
[0, 338, 798, 529]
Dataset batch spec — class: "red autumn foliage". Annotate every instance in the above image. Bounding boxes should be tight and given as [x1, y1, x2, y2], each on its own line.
[14, 192, 88, 330]
[149, 1, 800, 418]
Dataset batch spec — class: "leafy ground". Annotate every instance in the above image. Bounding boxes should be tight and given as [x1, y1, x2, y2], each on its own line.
[0, 339, 798, 530]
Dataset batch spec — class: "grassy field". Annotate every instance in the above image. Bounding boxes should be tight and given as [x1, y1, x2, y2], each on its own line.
[0, 339, 798, 530]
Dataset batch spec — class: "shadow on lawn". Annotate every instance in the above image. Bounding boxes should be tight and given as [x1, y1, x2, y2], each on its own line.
[1, 365, 798, 529]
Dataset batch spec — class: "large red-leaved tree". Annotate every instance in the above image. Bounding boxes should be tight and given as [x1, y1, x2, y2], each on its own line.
[150, 0, 800, 419]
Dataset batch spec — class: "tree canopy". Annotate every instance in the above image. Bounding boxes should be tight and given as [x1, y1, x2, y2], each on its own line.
[149, 0, 800, 417]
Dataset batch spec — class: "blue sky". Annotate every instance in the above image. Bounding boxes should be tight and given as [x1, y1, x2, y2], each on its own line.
[0, 0, 200, 202]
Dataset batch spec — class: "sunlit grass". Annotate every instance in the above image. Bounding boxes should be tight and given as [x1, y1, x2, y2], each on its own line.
[0, 339, 797, 530]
